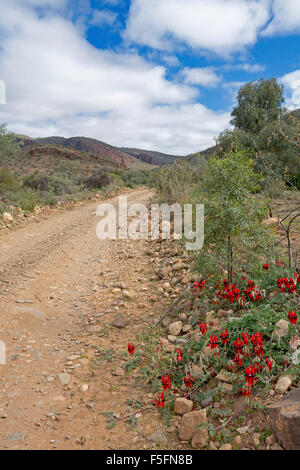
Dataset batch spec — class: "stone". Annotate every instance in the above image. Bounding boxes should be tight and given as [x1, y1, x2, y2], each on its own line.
[86, 325, 101, 333]
[3, 212, 13, 223]
[168, 321, 182, 336]
[172, 262, 186, 272]
[174, 398, 193, 415]
[237, 426, 249, 434]
[216, 371, 233, 383]
[265, 435, 275, 446]
[219, 443, 232, 450]
[112, 367, 125, 376]
[253, 433, 260, 446]
[262, 217, 279, 226]
[268, 386, 300, 450]
[275, 375, 293, 394]
[6, 431, 27, 442]
[179, 409, 207, 441]
[274, 319, 290, 340]
[232, 435, 242, 447]
[191, 429, 209, 448]
[57, 373, 70, 387]
[148, 430, 167, 443]
[123, 290, 135, 300]
[111, 315, 129, 329]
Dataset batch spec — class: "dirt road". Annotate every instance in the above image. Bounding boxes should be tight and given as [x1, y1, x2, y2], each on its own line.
[0, 188, 175, 450]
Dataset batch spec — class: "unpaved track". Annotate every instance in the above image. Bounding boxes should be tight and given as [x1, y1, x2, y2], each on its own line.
[0, 188, 173, 450]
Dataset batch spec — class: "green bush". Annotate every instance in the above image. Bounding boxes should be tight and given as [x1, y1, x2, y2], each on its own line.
[0, 168, 21, 193]
[23, 173, 50, 191]
[84, 170, 110, 189]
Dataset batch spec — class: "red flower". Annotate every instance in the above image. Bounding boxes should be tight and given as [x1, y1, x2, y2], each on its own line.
[288, 310, 298, 326]
[240, 385, 253, 397]
[162, 375, 171, 390]
[220, 328, 229, 345]
[294, 272, 300, 283]
[192, 280, 207, 293]
[265, 357, 273, 372]
[277, 277, 296, 294]
[153, 392, 165, 408]
[233, 354, 242, 369]
[176, 348, 183, 362]
[184, 373, 195, 388]
[263, 264, 269, 271]
[199, 322, 207, 334]
[208, 334, 218, 349]
[245, 365, 256, 387]
[234, 338, 244, 355]
[242, 332, 249, 345]
[128, 342, 135, 355]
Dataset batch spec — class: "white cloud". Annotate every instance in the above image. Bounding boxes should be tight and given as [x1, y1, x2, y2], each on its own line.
[0, 0, 230, 154]
[263, 0, 300, 36]
[182, 67, 222, 88]
[281, 69, 300, 109]
[90, 9, 118, 27]
[124, 0, 271, 56]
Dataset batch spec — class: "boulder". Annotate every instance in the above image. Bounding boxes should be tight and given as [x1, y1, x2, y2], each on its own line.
[174, 398, 193, 415]
[179, 409, 207, 441]
[191, 429, 209, 448]
[275, 375, 293, 394]
[168, 321, 182, 336]
[3, 212, 13, 223]
[268, 386, 300, 450]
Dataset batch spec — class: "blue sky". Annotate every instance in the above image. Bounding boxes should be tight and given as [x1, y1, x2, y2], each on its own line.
[0, 0, 300, 154]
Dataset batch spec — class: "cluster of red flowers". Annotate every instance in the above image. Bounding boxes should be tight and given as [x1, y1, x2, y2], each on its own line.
[295, 272, 300, 283]
[277, 277, 296, 294]
[218, 281, 241, 303]
[191, 280, 207, 293]
[244, 280, 262, 302]
[263, 264, 269, 271]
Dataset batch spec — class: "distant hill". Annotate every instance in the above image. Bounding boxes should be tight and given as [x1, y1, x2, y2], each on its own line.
[120, 147, 182, 166]
[184, 145, 218, 165]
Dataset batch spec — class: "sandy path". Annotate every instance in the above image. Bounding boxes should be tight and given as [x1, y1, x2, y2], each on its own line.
[0, 188, 173, 450]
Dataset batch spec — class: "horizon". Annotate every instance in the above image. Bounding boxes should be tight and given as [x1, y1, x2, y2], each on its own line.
[1, 1, 300, 155]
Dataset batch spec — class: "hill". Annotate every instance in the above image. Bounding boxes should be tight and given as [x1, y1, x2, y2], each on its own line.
[120, 147, 182, 166]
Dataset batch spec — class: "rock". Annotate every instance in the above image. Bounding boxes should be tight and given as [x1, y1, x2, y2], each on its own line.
[174, 398, 193, 415]
[253, 433, 260, 446]
[3, 212, 13, 223]
[111, 315, 129, 329]
[200, 396, 214, 408]
[232, 435, 242, 447]
[274, 319, 290, 340]
[6, 431, 27, 442]
[265, 435, 275, 446]
[86, 325, 101, 333]
[191, 429, 209, 448]
[262, 217, 279, 226]
[179, 409, 207, 441]
[219, 443, 232, 450]
[57, 373, 70, 387]
[112, 367, 125, 376]
[268, 386, 300, 450]
[168, 321, 182, 336]
[80, 384, 89, 392]
[148, 430, 167, 443]
[220, 383, 233, 393]
[123, 290, 135, 300]
[237, 426, 249, 435]
[216, 371, 233, 383]
[271, 443, 283, 450]
[172, 262, 187, 272]
[275, 375, 293, 394]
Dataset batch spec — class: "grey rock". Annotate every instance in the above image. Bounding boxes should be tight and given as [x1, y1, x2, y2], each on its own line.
[148, 430, 167, 443]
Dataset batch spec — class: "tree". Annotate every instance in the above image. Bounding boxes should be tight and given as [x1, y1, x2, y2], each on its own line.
[198, 151, 270, 282]
[0, 124, 19, 162]
[230, 78, 285, 135]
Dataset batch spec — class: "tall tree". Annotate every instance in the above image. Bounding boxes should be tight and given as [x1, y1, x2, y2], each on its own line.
[230, 78, 285, 135]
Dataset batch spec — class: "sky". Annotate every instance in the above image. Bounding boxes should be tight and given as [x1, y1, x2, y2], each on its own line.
[0, 0, 300, 155]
